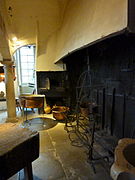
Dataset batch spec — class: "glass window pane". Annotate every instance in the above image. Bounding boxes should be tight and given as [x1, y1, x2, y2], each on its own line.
[28, 70, 34, 75]
[22, 70, 29, 76]
[21, 63, 28, 69]
[27, 63, 34, 69]
[22, 76, 29, 83]
[20, 48, 29, 56]
[21, 56, 28, 62]
[15, 45, 36, 85]
[27, 56, 34, 62]
[27, 48, 34, 55]
[28, 77, 34, 83]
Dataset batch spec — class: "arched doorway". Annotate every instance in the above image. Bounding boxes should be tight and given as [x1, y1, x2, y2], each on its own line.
[13, 45, 36, 95]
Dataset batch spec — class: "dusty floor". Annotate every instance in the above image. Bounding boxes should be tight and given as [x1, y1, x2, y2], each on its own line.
[0, 109, 112, 180]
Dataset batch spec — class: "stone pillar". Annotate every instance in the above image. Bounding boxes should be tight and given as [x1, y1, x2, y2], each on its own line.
[2, 60, 17, 122]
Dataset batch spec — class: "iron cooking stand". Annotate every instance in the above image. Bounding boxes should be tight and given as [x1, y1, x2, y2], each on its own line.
[74, 55, 110, 173]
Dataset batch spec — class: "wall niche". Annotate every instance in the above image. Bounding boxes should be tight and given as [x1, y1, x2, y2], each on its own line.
[36, 71, 69, 107]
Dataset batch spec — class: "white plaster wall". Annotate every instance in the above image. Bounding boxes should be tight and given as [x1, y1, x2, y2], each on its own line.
[0, 81, 6, 95]
[36, 53, 65, 71]
[41, 0, 127, 66]
[1, 0, 128, 71]
[54, 0, 127, 62]
[36, 32, 66, 71]
[0, 81, 6, 111]
[0, 80, 19, 97]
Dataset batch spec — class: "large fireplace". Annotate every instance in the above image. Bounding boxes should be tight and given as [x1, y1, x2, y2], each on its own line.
[35, 32, 135, 174]
[63, 33, 135, 139]
[36, 33, 135, 140]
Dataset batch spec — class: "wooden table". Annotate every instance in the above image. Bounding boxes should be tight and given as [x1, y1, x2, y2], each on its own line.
[0, 123, 39, 180]
[19, 94, 46, 115]
[20, 94, 46, 108]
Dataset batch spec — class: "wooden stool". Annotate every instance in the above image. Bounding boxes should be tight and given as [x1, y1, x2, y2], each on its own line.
[0, 123, 39, 180]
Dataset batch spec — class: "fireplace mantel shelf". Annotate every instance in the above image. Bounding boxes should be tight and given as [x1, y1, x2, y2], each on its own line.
[38, 88, 67, 98]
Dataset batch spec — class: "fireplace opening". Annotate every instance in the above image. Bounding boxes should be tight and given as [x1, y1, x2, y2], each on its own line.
[64, 33, 135, 138]
[58, 33, 135, 172]
[37, 71, 69, 108]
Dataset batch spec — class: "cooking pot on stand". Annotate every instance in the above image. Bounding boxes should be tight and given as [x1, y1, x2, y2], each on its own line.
[52, 106, 69, 121]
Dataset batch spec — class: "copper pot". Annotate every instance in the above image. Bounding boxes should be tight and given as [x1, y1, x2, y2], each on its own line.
[52, 106, 69, 120]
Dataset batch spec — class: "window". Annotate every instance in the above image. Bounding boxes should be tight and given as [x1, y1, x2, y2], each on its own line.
[14, 45, 36, 86]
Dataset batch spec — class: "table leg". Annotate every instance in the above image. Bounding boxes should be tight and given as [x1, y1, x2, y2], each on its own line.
[24, 162, 33, 180]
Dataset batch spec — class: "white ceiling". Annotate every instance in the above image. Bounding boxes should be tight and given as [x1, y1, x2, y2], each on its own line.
[0, 0, 69, 56]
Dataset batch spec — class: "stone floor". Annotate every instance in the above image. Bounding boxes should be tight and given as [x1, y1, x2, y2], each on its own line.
[0, 109, 112, 180]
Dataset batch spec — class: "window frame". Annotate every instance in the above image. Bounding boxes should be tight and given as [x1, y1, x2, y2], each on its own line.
[14, 45, 36, 86]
